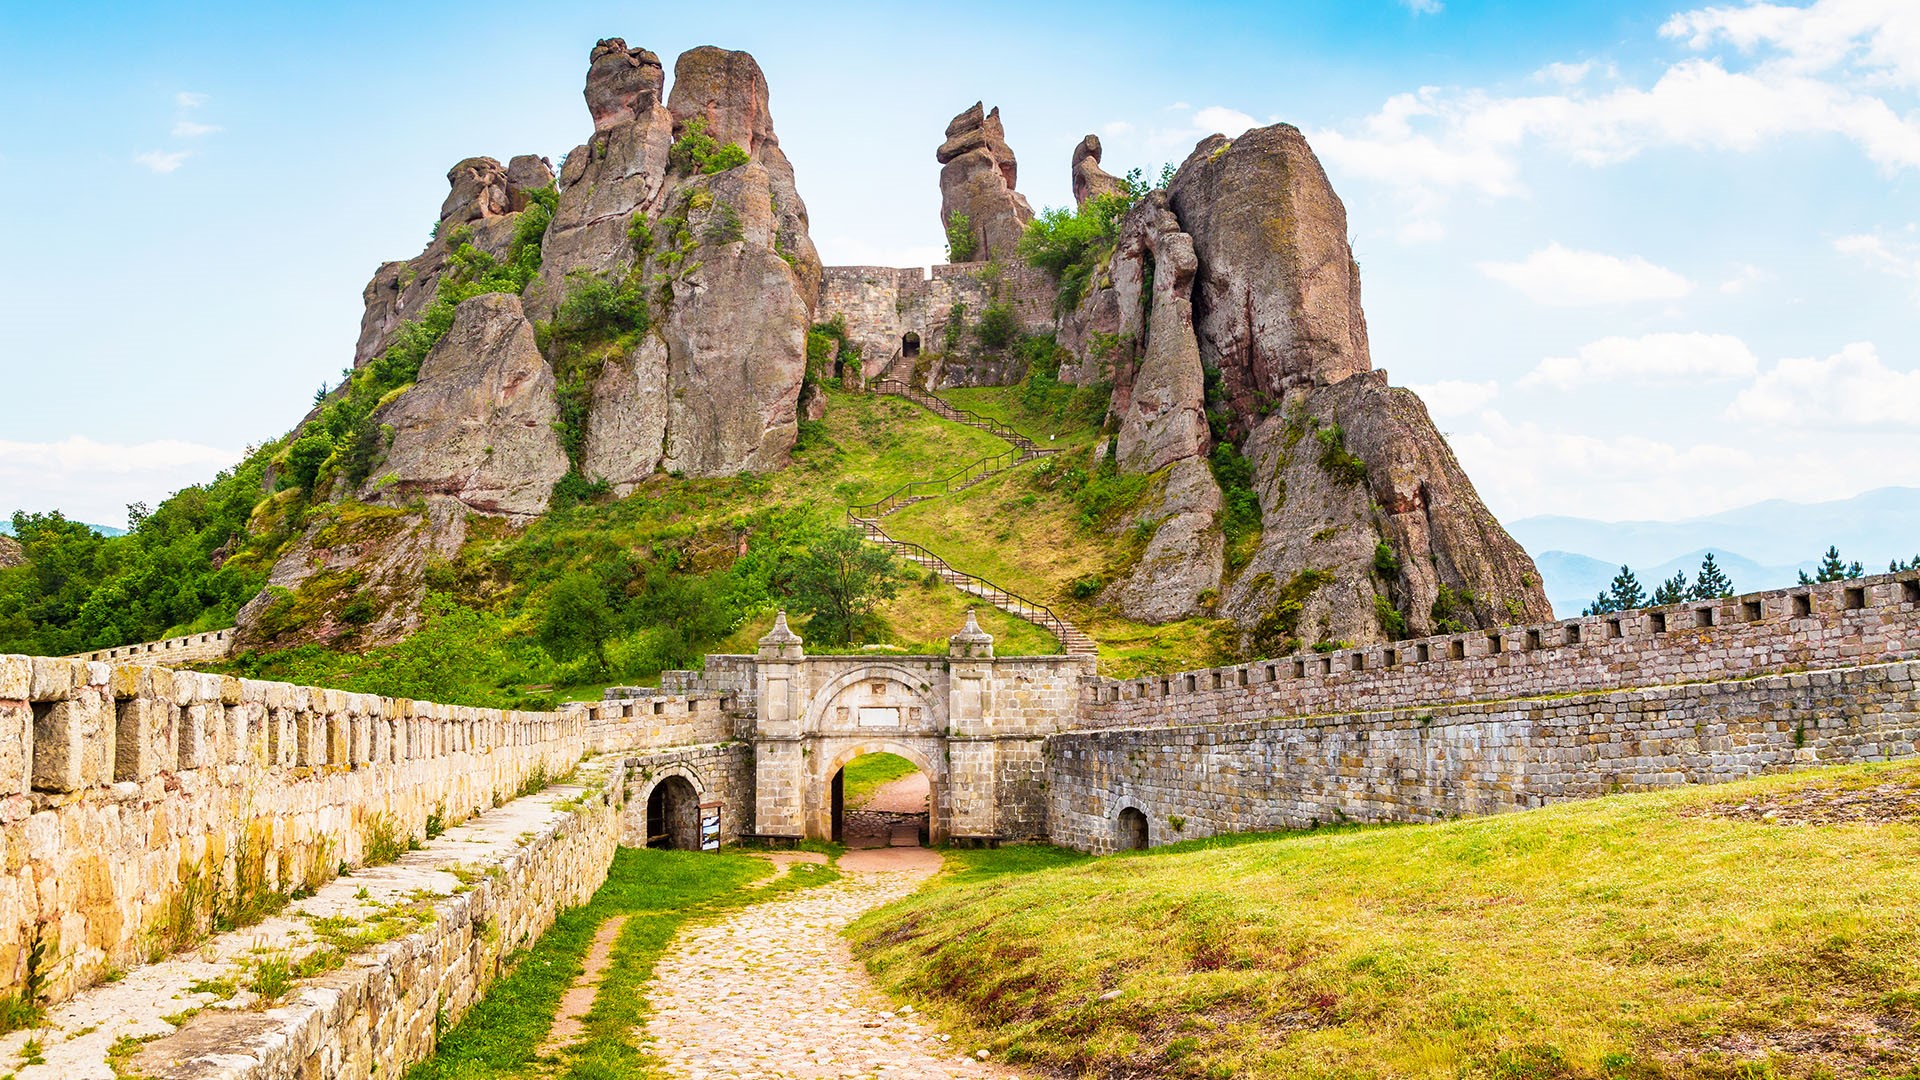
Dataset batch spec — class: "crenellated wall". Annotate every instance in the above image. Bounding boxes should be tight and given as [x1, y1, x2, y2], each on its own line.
[1047, 659, 1920, 852]
[68, 627, 234, 666]
[0, 654, 589, 1008]
[1077, 570, 1920, 729]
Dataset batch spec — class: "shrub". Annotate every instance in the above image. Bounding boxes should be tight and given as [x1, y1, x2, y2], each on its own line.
[1315, 423, 1368, 486]
[1018, 192, 1134, 312]
[668, 117, 749, 175]
[973, 301, 1017, 351]
[945, 212, 976, 262]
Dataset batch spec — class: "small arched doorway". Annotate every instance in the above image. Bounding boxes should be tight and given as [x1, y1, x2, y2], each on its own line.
[831, 752, 929, 848]
[901, 331, 921, 359]
[646, 775, 701, 850]
[1117, 807, 1149, 851]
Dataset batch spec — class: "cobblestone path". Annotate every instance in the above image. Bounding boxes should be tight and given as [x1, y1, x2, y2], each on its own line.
[643, 848, 1014, 1078]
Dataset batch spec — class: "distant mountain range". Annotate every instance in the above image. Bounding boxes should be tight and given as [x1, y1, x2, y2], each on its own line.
[0, 520, 124, 538]
[1510, 487, 1920, 617]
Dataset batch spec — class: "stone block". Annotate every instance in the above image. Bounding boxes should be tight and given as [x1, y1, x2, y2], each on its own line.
[29, 657, 79, 701]
[0, 699, 29, 797]
[30, 690, 112, 792]
[113, 696, 172, 782]
[0, 656, 27, 700]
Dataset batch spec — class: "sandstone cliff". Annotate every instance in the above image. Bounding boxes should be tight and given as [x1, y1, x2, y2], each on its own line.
[938, 103, 1033, 263]
[238, 39, 818, 649]
[0, 536, 23, 570]
[1069, 123, 1549, 650]
[534, 40, 816, 491]
[1071, 135, 1126, 208]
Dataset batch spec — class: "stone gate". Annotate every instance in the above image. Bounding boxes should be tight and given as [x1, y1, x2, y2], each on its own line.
[746, 611, 1090, 845]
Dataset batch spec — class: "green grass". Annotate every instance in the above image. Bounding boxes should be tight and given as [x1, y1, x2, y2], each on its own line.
[851, 762, 1920, 1079]
[841, 753, 922, 808]
[885, 454, 1226, 677]
[409, 847, 837, 1080]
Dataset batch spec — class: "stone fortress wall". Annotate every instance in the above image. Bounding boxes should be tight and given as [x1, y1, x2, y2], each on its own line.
[1053, 569, 1920, 851]
[0, 654, 595, 1008]
[69, 627, 234, 666]
[818, 261, 1057, 388]
[1081, 572, 1920, 726]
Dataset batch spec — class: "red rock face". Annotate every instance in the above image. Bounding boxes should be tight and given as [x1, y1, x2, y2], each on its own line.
[1168, 126, 1372, 429]
[585, 38, 664, 131]
[936, 102, 1033, 263]
[1066, 122, 1549, 646]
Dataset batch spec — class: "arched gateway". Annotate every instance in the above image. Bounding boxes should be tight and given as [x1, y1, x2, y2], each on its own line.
[747, 611, 1090, 846]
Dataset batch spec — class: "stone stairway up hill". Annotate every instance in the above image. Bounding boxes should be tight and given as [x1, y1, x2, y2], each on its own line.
[851, 379, 1098, 657]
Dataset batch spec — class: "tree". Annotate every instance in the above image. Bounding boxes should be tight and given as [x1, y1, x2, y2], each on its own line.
[538, 570, 618, 673]
[788, 526, 900, 645]
[1688, 553, 1735, 600]
[1800, 545, 1864, 584]
[1650, 571, 1689, 607]
[1892, 555, 1920, 573]
[1585, 565, 1654, 616]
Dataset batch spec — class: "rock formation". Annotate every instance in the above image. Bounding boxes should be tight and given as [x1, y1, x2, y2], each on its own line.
[240, 39, 820, 646]
[377, 293, 569, 517]
[0, 536, 23, 570]
[533, 40, 817, 488]
[1068, 123, 1550, 648]
[937, 103, 1033, 262]
[355, 155, 554, 369]
[1071, 135, 1126, 208]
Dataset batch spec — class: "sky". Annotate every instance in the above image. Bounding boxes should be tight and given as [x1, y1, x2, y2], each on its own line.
[0, 0, 1915, 531]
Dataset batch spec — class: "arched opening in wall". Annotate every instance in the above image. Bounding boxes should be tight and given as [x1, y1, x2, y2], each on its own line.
[831, 752, 928, 848]
[1117, 807, 1149, 851]
[901, 331, 921, 359]
[645, 775, 701, 850]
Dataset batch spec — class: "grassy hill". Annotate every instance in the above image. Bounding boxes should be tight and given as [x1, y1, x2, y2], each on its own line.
[851, 762, 1920, 1079]
[4, 362, 1242, 700]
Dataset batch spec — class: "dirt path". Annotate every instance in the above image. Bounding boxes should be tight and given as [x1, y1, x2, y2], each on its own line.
[541, 914, 630, 1053]
[862, 771, 930, 814]
[642, 847, 1014, 1078]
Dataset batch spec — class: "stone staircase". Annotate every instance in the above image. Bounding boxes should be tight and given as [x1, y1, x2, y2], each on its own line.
[849, 380, 1098, 657]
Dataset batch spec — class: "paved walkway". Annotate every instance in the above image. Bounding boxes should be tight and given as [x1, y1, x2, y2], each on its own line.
[643, 847, 1015, 1079]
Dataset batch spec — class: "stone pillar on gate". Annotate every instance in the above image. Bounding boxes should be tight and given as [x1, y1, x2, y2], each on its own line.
[945, 611, 1000, 840]
[753, 612, 809, 839]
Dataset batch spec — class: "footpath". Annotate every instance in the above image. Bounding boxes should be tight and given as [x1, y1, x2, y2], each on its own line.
[642, 847, 1015, 1079]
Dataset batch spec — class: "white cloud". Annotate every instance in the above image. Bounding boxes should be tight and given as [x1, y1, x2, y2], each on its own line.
[1661, 0, 1920, 90]
[1193, 106, 1259, 137]
[134, 150, 191, 174]
[1401, 0, 1443, 14]
[1718, 263, 1767, 294]
[1101, 120, 1135, 138]
[1727, 341, 1920, 426]
[1311, 3, 1920, 241]
[1519, 332, 1759, 389]
[1450, 410, 1757, 519]
[1479, 244, 1694, 306]
[1446, 406, 1920, 520]
[1535, 61, 1599, 86]
[0, 437, 239, 528]
[1834, 230, 1920, 298]
[171, 120, 222, 138]
[176, 91, 209, 108]
[1408, 379, 1498, 416]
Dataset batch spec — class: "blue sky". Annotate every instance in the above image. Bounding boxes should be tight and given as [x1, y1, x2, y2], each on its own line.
[1, 0, 1915, 530]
